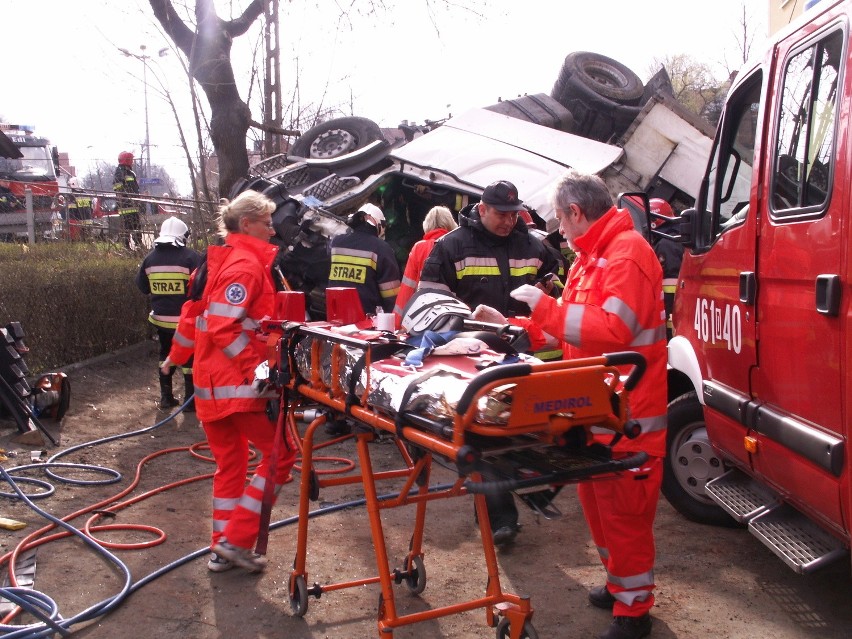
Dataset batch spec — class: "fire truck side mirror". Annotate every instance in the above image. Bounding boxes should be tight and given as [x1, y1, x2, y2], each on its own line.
[52, 146, 60, 177]
[678, 208, 698, 250]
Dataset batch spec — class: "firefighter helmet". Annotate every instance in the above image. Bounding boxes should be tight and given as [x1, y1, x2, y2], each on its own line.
[649, 198, 675, 229]
[118, 151, 134, 167]
[401, 288, 471, 337]
[154, 216, 190, 246]
[360, 203, 385, 226]
[348, 203, 387, 237]
[649, 198, 674, 218]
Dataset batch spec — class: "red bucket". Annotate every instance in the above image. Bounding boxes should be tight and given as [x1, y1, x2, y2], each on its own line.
[275, 291, 306, 321]
[325, 287, 365, 324]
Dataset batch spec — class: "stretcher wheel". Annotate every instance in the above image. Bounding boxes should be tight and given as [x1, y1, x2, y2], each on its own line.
[496, 617, 538, 639]
[403, 555, 426, 594]
[289, 575, 309, 616]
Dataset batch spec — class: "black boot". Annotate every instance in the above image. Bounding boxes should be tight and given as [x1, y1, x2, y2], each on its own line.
[183, 373, 195, 413]
[158, 371, 179, 410]
[598, 614, 652, 639]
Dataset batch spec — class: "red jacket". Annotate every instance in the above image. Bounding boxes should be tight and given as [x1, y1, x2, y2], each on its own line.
[393, 228, 450, 320]
[168, 270, 206, 366]
[530, 207, 667, 456]
[189, 234, 279, 422]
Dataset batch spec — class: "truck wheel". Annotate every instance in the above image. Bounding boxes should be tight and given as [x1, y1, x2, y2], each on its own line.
[553, 51, 645, 105]
[290, 116, 384, 160]
[662, 392, 739, 528]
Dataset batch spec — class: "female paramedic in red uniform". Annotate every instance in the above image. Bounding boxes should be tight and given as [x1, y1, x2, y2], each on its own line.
[509, 170, 666, 639]
[164, 190, 295, 573]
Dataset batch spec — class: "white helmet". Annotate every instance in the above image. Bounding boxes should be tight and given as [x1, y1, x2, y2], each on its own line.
[68, 177, 81, 190]
[359, 203, 386, 237]
[154, 216, 190, 246]
[401, 288, 471, 336]
[359, 202, 385, 225]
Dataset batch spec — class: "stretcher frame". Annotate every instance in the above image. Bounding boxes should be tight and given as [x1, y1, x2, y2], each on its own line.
[267, 321, 647, 639]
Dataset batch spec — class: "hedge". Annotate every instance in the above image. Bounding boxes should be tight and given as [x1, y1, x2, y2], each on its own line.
[0, 242, 151, 373]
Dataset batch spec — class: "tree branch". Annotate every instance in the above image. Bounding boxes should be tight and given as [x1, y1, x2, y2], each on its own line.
[149, 0, 194, 54]
[227, 0, 265, 38]
[250, 119, 300, 137]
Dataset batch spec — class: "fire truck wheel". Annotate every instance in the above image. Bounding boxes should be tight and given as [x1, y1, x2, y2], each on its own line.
[403, 555, 426, 595]
[496, 617, 538, 639]
[290, 117, 384, 160]
[289, 574, 309, 617]
[662, 392, 739, 528]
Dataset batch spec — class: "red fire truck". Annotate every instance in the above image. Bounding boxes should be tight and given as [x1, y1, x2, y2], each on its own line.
[0, 123, 60, 215]
[664, 0, 852, 574]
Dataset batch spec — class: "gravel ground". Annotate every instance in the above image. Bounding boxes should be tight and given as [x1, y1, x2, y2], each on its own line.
[1, 340, 851, 639]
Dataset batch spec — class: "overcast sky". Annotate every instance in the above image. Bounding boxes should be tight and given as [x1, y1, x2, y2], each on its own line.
[1, 0, 767, 195]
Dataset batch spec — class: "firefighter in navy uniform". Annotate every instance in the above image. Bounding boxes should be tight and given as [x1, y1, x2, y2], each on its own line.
[0, 186, 19, 212]
[648, 198, 683, 340]
[418, 179, 560, 546]
[327, 202, 401, 315]
[418, 181, 560, 316]
[136, 217, 201, 410]
[113, 151, 141, 248]
[66, 177, 93, 241]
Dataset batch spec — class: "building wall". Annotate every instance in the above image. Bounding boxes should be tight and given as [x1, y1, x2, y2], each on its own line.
[768, 0, 831, 35]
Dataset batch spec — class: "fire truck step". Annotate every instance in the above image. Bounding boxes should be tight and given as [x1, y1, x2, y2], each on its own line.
[704, 468, 779, 522]
[748, 504, 848, 574]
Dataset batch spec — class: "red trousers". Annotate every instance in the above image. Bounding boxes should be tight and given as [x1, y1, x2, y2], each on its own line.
[577, 456, 663, 617]
[203, 410, 296, 550]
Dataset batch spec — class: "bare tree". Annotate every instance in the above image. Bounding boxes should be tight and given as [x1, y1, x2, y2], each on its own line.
[652, 55, 719, 113]
[148, 0, 482, 199]
[149, 0, 260, 198]
[727, 2, 761, 73]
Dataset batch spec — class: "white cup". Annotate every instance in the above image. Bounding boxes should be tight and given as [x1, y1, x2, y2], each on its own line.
[375, 313, 395, 332]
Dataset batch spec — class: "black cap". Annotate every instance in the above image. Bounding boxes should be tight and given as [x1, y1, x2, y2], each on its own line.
[480, 180, 524, 212]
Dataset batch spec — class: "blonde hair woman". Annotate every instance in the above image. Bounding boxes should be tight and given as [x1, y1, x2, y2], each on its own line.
[164, 189, 296, 574]
[392, 205, 458, 320]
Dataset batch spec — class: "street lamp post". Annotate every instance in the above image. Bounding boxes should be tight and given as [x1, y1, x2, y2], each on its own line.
[119, 44, 167, 182]
[140, 45, 151, 181]
[119, 45, 151, 181]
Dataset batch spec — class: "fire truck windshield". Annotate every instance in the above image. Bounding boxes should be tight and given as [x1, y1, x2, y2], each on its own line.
[0, 145, 54, 181]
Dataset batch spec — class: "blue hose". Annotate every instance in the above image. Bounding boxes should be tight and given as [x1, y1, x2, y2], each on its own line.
[0, 397, 453, 638]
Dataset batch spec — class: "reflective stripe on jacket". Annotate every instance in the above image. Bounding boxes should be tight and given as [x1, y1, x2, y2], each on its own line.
[113, 165, 139, 214]
[530, 206, 667, 457]
[136, 244, 202, 330]
[192, 234, 279, 422]
[393, 227, 449, 320]
[327, 223, 401, 314]
[418, 204, 560, 317]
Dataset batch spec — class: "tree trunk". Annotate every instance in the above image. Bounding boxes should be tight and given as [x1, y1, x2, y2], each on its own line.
[149, 0, 263, 197]
[208, 96, 252, 199]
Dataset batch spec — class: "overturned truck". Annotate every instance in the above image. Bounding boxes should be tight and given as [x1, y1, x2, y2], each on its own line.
[233, 51, 715, 318]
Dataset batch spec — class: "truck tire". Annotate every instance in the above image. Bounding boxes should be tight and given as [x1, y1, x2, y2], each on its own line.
[550, 51, 646, 141]
[553, 51, 644, 105]
[662, 392, 739, 528]
[290, 116, 384, 160]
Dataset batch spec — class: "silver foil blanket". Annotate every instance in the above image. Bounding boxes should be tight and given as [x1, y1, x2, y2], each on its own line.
[292, 337, 512, 426]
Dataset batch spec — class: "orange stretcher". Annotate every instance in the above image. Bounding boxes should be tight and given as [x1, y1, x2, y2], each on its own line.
[264, 319, 648, 639]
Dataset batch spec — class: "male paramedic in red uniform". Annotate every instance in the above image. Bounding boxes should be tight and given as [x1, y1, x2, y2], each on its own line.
[164, 190, 296, 573]
[510, 170, 666, 639]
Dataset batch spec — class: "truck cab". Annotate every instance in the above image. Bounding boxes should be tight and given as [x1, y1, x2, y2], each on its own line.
[0, 124, 60, 210]
[665, 0, 851, 573]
